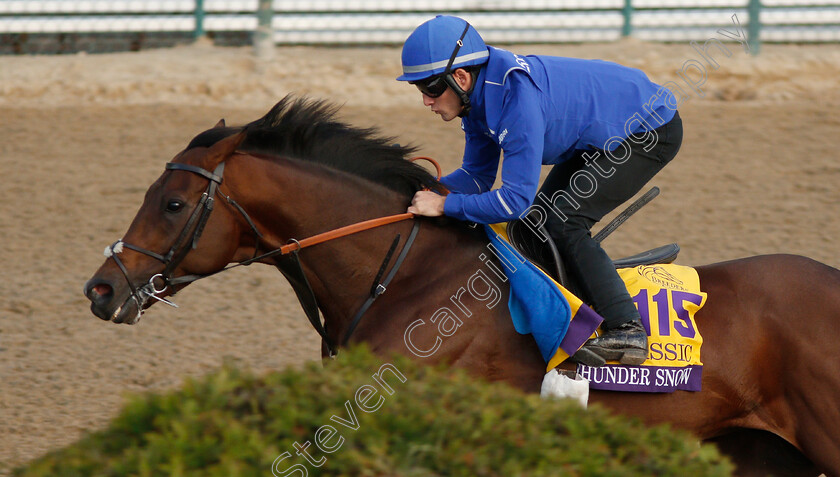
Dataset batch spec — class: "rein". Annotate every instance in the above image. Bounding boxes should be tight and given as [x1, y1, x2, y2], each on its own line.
[275, 212, 414, 256]
[104, 155, 430, 353]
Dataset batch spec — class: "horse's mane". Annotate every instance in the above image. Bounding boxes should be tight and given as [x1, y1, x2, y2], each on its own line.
[186, 95, 441, 197]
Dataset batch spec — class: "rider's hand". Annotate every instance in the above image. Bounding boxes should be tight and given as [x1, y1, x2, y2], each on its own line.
[408, 190, 446, 217]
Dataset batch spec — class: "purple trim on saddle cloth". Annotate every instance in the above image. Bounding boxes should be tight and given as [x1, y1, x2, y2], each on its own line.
[576, 364, 703, 393]
[558, 303, 603, 356]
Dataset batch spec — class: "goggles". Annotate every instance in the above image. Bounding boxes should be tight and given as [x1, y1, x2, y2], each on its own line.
[409, 22, 471, 98]
[411, 75, 449, 98]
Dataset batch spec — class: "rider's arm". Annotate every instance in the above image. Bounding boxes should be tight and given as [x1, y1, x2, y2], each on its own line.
[443, 73, 546, 224]
[440, 129, 500, 195]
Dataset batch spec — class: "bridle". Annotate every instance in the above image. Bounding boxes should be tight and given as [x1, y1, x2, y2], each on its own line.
[103, 155, 434, 354]
[103, 162, 238, 321]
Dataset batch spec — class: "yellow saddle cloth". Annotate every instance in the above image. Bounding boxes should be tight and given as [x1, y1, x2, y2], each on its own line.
[574, 264, 706, 392]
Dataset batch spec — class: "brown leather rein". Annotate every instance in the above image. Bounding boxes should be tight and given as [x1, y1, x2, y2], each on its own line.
[277, 212, 414, 255]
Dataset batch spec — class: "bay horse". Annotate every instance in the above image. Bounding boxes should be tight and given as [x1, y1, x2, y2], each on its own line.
[84, 96, 840, 476]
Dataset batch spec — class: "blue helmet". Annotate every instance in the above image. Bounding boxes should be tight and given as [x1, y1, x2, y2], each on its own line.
[397, 15, 489, 82]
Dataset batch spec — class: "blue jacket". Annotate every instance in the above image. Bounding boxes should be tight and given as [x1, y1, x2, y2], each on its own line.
[441, 47, 677, 224]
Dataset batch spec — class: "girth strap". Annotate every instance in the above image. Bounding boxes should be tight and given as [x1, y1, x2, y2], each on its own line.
[276, 220, 421, 356]
[370, 233, 402, 298]
[342, 220, 421, 346]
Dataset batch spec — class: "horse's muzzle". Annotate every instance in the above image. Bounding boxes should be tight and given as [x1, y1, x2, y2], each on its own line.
[83, 277, 139, 324]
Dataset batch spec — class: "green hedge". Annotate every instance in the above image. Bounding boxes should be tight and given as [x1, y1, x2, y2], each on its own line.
[16, 347, 732, 476]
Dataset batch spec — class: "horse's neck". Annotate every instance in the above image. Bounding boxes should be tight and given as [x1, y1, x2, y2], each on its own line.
[226, 154, 463, 320]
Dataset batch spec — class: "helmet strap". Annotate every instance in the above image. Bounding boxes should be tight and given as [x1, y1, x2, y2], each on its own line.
[444, 71, 474, 118]
[439, 22, 474, 118]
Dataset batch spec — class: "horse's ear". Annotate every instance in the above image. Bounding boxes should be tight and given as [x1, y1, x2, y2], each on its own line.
[214, 119, 226, 128]
[204, 129, 247, 167]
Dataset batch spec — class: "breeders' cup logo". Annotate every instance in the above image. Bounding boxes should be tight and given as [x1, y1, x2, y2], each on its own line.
[638, 265, 686, 290]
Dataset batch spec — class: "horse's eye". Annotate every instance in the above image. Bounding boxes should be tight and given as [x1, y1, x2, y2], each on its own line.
[165, 199, 184, 213]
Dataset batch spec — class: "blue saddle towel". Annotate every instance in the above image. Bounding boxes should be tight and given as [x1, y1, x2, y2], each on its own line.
[485, 225, 604, 370]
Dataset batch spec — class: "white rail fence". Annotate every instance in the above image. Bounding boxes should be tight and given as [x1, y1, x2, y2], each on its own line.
[1, 0, 839, 54]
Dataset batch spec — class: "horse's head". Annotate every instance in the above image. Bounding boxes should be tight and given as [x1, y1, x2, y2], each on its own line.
[83, 124, 247, 324]
[84, 96, 442, 326]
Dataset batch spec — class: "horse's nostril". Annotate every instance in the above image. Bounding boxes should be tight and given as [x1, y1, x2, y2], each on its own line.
[93, 283, 112, 297]
[84, 279, 114, 304]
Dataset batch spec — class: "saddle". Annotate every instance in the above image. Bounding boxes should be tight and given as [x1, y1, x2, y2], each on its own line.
[505, 219, 680, 288]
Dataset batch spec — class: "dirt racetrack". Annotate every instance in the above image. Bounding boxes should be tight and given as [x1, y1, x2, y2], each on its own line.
[1, 38, 839, 473]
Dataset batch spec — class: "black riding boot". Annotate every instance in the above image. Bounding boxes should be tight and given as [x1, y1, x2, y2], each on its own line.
[573, 320, 648, 367]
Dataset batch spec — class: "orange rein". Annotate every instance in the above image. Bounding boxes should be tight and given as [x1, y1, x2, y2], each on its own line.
[274, 156, 442, 255]
[279, 212, 415, 255]
[409, 156, 443, 181]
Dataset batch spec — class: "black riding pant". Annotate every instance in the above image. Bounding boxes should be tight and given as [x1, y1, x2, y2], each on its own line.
[539, 111, 683, 328]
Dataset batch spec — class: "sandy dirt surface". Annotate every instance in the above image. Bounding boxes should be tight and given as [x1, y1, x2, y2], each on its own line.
[1, 38, 839, 473]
